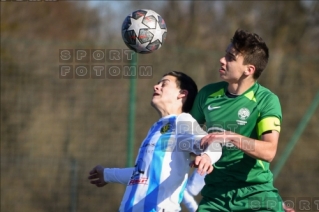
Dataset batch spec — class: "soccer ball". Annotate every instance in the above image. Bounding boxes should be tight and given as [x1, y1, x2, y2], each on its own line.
[121, 9, 167, 54]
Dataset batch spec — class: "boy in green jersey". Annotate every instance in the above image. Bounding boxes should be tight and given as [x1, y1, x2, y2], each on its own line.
[191, 29, 286, 212]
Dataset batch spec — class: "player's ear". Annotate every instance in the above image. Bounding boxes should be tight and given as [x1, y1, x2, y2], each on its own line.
[245, 64, 255, 76]
[178, 90, 188, 99]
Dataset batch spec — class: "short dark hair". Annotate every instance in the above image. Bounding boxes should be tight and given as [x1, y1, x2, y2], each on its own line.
[231, 29, 269, 79]
[162, 71, 198, 113]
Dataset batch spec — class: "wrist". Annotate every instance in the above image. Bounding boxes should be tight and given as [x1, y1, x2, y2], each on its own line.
[103, 168, 109, 183]
[200, 152, 212, 162]
[228, 135, 241, 145]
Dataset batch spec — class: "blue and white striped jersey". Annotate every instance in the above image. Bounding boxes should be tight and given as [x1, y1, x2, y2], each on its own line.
[118, 113, 221, 212]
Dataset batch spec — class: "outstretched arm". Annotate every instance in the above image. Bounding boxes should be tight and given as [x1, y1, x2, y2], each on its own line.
[88, 165, 134, 187]
[201, 130, 279, 162]
[104, 167, 134, 184]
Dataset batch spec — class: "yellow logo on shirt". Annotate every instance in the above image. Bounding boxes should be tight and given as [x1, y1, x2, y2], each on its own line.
[160, 123, 171, 134]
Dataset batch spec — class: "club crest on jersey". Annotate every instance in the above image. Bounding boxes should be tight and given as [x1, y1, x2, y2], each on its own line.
[160, 123, 172, 134]
[237, 108, 250, 125]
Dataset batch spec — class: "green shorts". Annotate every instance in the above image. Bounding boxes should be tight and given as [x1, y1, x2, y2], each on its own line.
[197, 182, 284, 212]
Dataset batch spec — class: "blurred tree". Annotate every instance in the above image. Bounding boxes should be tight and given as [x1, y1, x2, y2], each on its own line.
[1, 2, 99, 40]
[1, 1, 100, 154]
[1, 2, 102, 212]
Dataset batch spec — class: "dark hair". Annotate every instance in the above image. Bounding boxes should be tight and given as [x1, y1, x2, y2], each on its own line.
[231, 29, 269, 79]
[162, 71, 198, 112]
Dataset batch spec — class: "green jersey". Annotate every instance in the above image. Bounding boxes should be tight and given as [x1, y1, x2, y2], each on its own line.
[190, 81, 282, 186]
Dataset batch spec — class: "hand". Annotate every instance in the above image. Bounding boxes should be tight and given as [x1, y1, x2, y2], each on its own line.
[200, 131, 238, 147]
[190, 154, 213, 175]
[88, 165, 107, 187]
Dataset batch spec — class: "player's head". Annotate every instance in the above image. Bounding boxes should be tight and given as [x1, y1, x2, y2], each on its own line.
[164, 71, 198, 112]
[151, 71, 198, 113]
[231, 29, 269, 79]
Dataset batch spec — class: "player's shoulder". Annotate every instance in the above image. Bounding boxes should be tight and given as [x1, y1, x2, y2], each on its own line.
[255, 83, 280, 101]
[200, 81, 227, 92]
[176, 113, 206, 135]
[176, 113, 195, 122]
[198, 81, 227, 96]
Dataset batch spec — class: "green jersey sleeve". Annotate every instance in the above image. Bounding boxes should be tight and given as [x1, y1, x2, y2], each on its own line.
[257, 92, 282, 136]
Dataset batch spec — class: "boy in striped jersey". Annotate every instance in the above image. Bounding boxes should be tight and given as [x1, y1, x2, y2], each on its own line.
[88, 71, 222, 212]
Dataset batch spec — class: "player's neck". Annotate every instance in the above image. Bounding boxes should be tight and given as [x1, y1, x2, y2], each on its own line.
[155, 105, 183, 118]
[227, 79, 256, 95]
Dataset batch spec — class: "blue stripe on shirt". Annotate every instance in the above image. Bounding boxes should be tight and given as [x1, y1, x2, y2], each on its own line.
[143, 116, 176, 211]
[124, 121, 163, 212]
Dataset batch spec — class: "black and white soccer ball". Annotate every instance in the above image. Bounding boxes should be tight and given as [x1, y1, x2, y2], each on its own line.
[121, 9, 167, 54]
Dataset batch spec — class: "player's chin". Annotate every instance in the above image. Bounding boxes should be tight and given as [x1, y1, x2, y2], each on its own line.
[218, 74, 225, 80]
[219, 70, 226, 78]
[150, 99, 159, 108]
